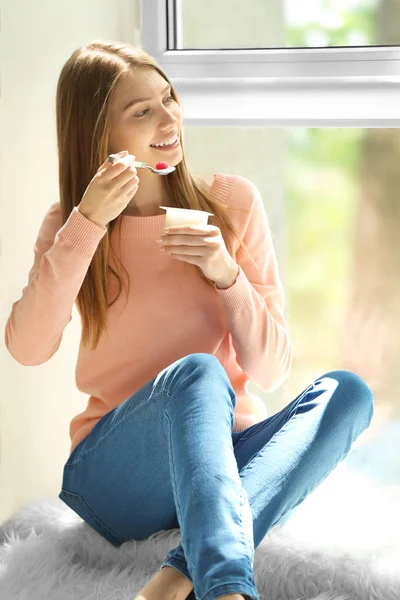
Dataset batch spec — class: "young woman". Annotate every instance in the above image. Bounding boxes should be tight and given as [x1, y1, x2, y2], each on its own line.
[5, 40, 374, 600]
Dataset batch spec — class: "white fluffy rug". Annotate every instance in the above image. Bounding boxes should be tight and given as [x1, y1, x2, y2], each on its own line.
[2, 420, 400, 600]
[0, 468, 399, 600]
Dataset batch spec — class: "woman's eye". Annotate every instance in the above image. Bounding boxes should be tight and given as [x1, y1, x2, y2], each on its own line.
[135, 96, 174, 118]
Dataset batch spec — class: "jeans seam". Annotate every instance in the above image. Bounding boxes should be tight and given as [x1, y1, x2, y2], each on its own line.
[65, 387, 171, 468]
[60, 487, 125, 544]
[238, 485, 256, 569]
[163, 398, 190, 572]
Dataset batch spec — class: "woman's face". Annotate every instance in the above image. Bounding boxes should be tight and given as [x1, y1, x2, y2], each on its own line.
[108, 67, 183, 168]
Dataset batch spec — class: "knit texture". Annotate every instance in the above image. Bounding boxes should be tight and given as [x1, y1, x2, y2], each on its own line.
[5, 173, 292, 455]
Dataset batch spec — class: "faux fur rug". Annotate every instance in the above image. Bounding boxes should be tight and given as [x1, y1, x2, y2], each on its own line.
[0, 476, 399, 600]
[2, 420, 400, 600]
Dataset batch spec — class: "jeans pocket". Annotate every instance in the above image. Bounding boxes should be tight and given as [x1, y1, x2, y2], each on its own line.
[58, 487, 125, 548]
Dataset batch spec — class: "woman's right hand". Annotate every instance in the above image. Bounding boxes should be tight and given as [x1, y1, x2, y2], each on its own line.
[77, 150, 139, 228]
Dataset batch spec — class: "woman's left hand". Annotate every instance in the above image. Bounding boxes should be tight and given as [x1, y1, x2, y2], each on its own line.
[156, 224, 239, 289]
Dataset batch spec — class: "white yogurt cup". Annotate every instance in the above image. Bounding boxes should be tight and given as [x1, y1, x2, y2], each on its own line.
[160, 206, 214, 228]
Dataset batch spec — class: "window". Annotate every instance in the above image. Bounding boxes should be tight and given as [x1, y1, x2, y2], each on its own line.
[141, 0, 400, 125]
[142, 0, 400, 556]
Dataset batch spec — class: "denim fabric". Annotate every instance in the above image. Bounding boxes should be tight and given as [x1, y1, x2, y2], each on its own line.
[59, 353, 374, 600]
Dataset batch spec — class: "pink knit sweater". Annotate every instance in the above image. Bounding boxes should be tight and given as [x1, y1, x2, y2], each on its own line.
[5, 173, 292, 455]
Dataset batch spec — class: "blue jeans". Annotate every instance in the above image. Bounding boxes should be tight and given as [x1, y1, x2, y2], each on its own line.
[59, 353, 374, 600]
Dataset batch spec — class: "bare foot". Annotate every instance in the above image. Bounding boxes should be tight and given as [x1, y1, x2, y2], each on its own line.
[133, 565, 194, 600]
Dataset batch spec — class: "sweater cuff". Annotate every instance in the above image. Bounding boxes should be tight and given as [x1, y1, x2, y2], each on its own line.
[57, 206, 108, 257]
[213, 265, 251, 313]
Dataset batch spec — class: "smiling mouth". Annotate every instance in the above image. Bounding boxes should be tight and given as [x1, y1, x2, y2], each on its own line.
[150, 132, 179, 147]
[150, 135, 180, 150]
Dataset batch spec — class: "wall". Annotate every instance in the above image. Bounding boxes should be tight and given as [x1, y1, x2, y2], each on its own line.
[0, 0, 141, 522]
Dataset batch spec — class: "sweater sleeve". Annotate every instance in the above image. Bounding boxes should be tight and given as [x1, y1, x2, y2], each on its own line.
[4, 205, 108, 366]
[213, 176, 292, 392]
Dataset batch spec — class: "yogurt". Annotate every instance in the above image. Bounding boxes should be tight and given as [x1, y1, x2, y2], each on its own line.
[160, 206, 214, 228]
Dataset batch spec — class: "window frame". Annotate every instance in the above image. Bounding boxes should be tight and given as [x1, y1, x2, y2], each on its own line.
[140, 0, 400, 126]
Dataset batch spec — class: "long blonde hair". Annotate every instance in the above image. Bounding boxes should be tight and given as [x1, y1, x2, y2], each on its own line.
[56, 40, 255, 351]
